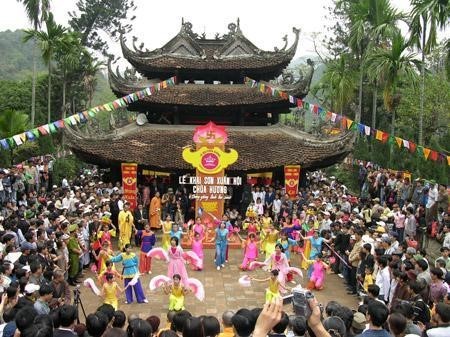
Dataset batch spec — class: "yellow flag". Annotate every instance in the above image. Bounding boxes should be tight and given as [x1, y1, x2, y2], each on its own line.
[346, 119, 353, 129]
[423, 148, 431, 159]
[395, 137, 402, 148]
[376, 130, 383, 141]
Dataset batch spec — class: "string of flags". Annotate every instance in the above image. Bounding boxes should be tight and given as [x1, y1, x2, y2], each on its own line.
[245, 77, 449, 166]
[0, 77, 177, 150]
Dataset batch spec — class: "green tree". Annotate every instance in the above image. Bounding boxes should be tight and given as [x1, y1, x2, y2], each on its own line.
[55, 31, 85, 119]
[410, 0, 449, 146]
[366, 32, 420, 163]
[68, 0, 136, 55]
[83, 55, 104, 108]
[0, 109, 33, 165]
[16, 0, 51, 127]
[23, 13, 67, 124]
[312, 53, 357, 115]
[347, 0, 404, 127]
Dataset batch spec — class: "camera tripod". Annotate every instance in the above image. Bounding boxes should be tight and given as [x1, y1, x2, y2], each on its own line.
[73, 286, 87, 323]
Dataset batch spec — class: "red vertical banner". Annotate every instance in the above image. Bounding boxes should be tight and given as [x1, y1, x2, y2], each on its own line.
[284, 165, 301, 199]
[121, 163, 138, 210]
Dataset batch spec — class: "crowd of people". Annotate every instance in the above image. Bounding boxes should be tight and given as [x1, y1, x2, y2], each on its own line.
[0, 157, 448, 337]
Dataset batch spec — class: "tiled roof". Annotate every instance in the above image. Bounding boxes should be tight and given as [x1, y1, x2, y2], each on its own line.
[111, 83, 287, 106]
[67, 124, 354, 171]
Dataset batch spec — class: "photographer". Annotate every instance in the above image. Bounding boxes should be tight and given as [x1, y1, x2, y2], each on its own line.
[252, 297, 331, 337]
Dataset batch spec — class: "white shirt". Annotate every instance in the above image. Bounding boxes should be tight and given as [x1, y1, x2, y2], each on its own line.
[375, 266, 391, 302]
[272, 199, 281, 213]
[62, 178, 69, 188]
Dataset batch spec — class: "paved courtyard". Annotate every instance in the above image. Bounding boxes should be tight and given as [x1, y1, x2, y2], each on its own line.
[75, 246, 358, 324]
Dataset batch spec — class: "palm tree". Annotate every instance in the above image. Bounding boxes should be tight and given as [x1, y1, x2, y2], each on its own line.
[17, 0, 51, 127]
[366, 32, 420, 163]
[0, 109, 30, 165]
[410, 0, 449, 146]
[348, 0, 405, 127]
[313, 54, 356, 116]
[55, 32, 85, 119]
[83, 55, 104, 108]
[23, 13, 67, 124]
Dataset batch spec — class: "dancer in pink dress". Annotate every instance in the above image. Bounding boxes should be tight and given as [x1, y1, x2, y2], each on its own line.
[167, 237, 189, 283]
[191, 217, 206, 240]
[263, 243, 290, 290]
[238, 233, 259, 270]
[190, 232, 204, 271]
[301, 252, 329, 290]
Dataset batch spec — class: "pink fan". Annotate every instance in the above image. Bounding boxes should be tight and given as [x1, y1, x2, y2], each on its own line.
[329, 256, 336, 264]
[248, 261, 267, 271]
[233, 227, 240, 233]
[238, 275, 251, 287]
[185, 277, 205, 301]
[83, 277, 101, 296]
[287, 267, 304, 279]
[183, 251, 203, 269]
[147, 247, 169, 262]
[149, 275, 171, 291]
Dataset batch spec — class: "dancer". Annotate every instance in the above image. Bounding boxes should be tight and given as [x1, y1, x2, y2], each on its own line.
[277, 230, 299, 283]
[243, 217, 260, 236]
[162, 274, 192, 311]
[97, 216, 116, 248]
[101, 273, 123, 310]
[190, 232, 204, 271]
[92, 240, 115, 276]
[261, 224, 279, 259]
[110, 244, 148, 304]
[161, 215, 173, 250]
[238, 232, 259, 270]
[251, 269, 290, 302]
[98, 260, 122, 285]
[167, 237, 189, 283]
[208, 221, 229, 270]
[191, 217, 206, 240]
[301, 252, 330, 290]
[136, 224, 156, 274]
[263, 243, 291, 289]
[299, 229, 331, 276]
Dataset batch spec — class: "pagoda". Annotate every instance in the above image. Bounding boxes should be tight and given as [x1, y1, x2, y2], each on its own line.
[67, 19, 354, 177]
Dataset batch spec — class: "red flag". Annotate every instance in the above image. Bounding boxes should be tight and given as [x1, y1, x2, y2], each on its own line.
[409, 142, 417, 153]
[430, 151, 438, 161]
[297, 100, 303, 108]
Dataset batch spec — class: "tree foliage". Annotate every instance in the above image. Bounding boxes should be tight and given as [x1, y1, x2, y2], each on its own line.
[68, 0, 136, 55]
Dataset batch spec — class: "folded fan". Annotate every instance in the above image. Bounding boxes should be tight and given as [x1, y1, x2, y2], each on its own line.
[248, 261, 267, 271]
[185, 277, 205, 301]
[124, 274, 140, 290]
[238, 275, 251, 287]
[287, 267, 303, 279]
[83, 278, 101, 296]
[147, 247, 169, 262]
[183, 251, 203, 269]
[149, 275, 171, 291]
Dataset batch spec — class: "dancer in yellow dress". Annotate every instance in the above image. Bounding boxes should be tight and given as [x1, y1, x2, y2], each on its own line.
[161, 215, 173, 250]
[262, 224, 279, 259]
[162, 274, 191, 311]
[101, 273, 124, 310]
[251, 269, 290, 303]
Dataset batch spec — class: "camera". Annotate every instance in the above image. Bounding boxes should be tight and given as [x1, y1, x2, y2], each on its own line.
[292, 288, 314, 319]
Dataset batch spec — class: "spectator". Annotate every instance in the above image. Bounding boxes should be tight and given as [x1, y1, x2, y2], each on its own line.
[361, 301, 390, 337]
[218, 310, 234, 337]
[54, 305, 77, 337]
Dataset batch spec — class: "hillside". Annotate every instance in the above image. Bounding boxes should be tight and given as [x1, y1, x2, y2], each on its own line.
[0, 30, 46, 80]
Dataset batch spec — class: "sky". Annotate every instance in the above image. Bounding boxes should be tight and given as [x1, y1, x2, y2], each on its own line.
[0, 0, 415, 62]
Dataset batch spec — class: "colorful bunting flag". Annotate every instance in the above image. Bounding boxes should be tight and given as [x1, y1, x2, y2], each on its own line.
[13, 135, 23, 146]
[395, 137, 402, 148]
[430, 151, 438, 161]
[423, 148, 431, 160]
[364, 125, 371, 136]
[0, 139, 9, 150]
[346, 119, 353, 129]
[376, 130, 383, 141]
[409, 142, 416, 153]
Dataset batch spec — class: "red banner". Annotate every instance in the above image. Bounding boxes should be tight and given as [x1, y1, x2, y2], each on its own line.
[284, 165, 301, 199]
[121, 163, 138, 210]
